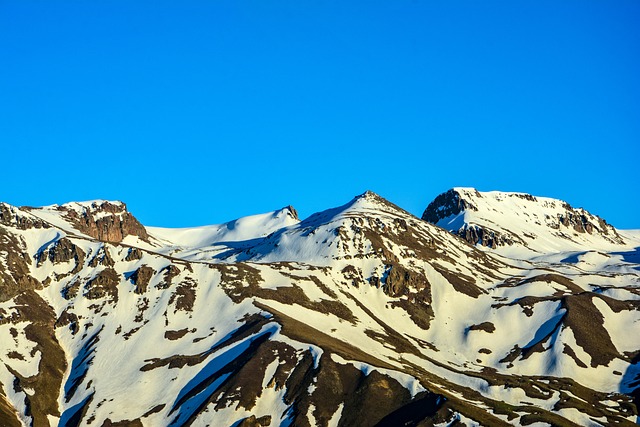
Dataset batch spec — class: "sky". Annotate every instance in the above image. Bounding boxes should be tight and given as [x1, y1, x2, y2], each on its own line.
[1, 1, 638, 228]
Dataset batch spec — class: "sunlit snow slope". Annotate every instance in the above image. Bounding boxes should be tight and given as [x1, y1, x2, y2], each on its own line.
[0, 190, 639, 427]
[423, 187, 640, 257]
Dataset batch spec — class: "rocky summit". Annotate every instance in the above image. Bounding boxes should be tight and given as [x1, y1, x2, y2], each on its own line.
[0, 189, 639, 427]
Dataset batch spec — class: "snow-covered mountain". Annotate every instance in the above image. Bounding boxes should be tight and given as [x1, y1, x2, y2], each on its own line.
[0, 190, 639, 426]
[422, 188, 639, 257]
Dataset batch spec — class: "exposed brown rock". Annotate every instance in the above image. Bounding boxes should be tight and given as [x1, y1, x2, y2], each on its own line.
[284, 205, 298, 221]
[55, 309, 80, 334]
[61, 280, 81, 301]
[562, 294, 619, 368]
[56, 201, 148, 243]
[125, 247, 143, 261]
[0, 391, 22, 427]
[170, 279, 197, 312]
[218, 264, 356, 323]
[37, 238, 87, 276]
[341, 265, 363, 287]
[101, 418, 143, 427]
[0, 203, 50, 230]
[562, 344, 588, 368]
[8, 290, 67, 427]
[458, 224, 517, 248]
[237, 415, 272, 427]
[422, 189, 479, 224]
[88, 246, 114, 268]
[157, 265, 180, 289]
[382, 264, 434, 330]
[557, 209, 622, 240]
[469, 322, 496, 333]
[434, 265, 484, 298]
[0, 228, 41, 301]
[129, 265, 155, 294]
[84, 268, 120, 301]
[164, 328, 190, 340]
[385, 264, 428, 297]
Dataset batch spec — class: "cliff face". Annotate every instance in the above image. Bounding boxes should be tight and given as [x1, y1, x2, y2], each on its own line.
[58, 200, 149, 243]
[24, 200, 149, 243]
[0, 203, 50, 230]
[421, 188, 480, 224]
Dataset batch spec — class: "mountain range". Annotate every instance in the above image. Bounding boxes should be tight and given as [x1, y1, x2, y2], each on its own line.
[0, 188, 639, 427]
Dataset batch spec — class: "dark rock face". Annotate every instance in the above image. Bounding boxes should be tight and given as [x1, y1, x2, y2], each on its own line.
[157, 265, 180, 289]
[284, 205, 299, 221]
[421, 189, 479, 224]
[84, 268, 120, 301]
[0, 203, 49, 230]
[130, 265, 155, 294]
[57, 201, 148, 243]
[421, 189, 517, 248]
[0, 228, 41, 301]
[55, 309, 80, 334]
[457, 224, 517, 248]
[125, 247, 143, 261]
[558, 210, 623, 243]
[8, 291, 67, 427]
[88, 246, 114, 268]
[37, 238, 86, 274]
[236, 415, 272, 427]
[46, 238, 81, 264]
[385, 264, 427, 298]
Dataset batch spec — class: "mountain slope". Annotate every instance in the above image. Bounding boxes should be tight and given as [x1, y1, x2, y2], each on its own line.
[422, 188, 638, 257]
[0, 191, 639, 426]
[147, 206, 300, 262]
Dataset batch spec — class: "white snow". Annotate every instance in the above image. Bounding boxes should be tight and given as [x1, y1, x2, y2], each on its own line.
[0, 189, 639, 426]
[435, 188, 640, 258]
[148, 207, 297, 248]
[327, 402, 344, 427]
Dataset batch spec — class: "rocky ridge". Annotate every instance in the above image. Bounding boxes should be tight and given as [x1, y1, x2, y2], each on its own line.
[23, 200, 149, 243]
[422, 188, 626, 253]
[0, 190, 638, 426]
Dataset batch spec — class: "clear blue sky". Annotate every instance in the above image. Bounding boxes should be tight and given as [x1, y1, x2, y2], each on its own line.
[1, 1, 638, 228]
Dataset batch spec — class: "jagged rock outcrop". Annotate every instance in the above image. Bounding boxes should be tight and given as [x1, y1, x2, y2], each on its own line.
[130, 265, 155, 294]
[421, 188, 480, 224]
[423, 187, 625, 251]
[0, 203, 49, 230]
[283, 205, 298, 221]
[27, 201, 150, 243]
[0, 228, 40, 301]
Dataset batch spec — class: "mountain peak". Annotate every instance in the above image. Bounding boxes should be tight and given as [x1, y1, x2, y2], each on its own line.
[147, 205, 300, 255]
[57, 199, 128, 214]
[24, 199, 148, 243]
[281, 205, 299, 221]
[350, 190, 401, 211]
[422, 188, 478, 224]
[423, 188, 626, 253]
[352, 189, 382, 204]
